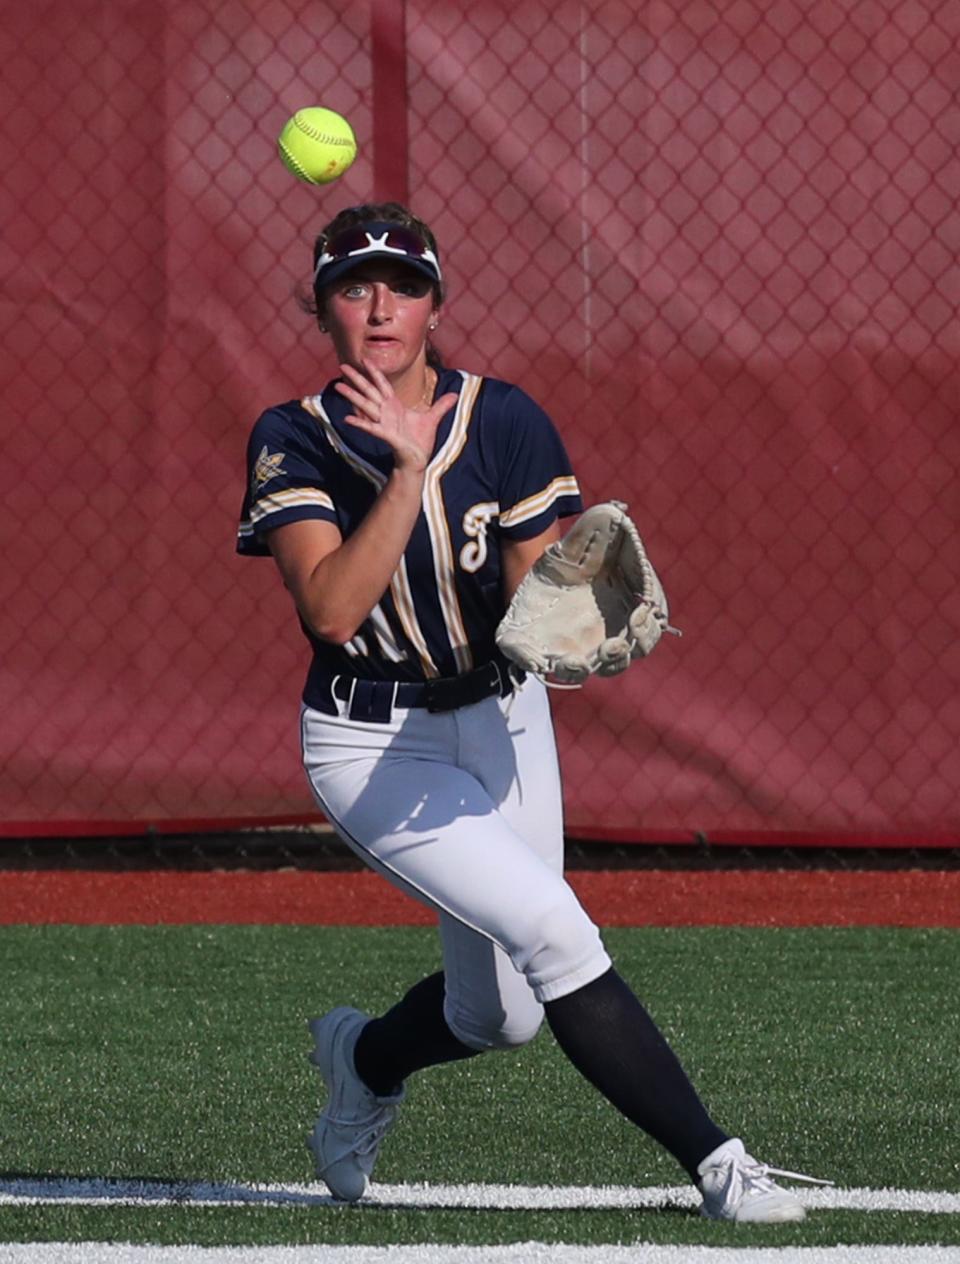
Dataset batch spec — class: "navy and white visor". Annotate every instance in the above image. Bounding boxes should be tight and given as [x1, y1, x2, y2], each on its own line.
[313, 221, 442, 291]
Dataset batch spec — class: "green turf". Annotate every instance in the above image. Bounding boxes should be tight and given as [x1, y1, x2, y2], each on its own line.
[0, 924, 957, 1247]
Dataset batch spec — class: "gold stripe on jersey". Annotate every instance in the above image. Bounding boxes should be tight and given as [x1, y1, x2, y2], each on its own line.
[302, 394, 440, 678]
[238, 488, 335, 539]
[247, 487, 336, 528]
[499, 475, 580, 528]
[389, 568, 439, 677]
[422, 372, 483, 674]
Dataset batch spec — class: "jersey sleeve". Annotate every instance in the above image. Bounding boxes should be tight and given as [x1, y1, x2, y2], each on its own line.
[236, 403, 338, 556]
[493, 384, 583, 540]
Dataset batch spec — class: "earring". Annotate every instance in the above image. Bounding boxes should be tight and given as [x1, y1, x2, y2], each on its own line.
[429, 320, 438, 331]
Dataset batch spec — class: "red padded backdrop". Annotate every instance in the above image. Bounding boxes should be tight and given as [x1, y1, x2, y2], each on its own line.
[2, 1, 958, 842]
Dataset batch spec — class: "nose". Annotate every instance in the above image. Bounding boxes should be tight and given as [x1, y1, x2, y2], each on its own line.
[369, 282, 395, 324]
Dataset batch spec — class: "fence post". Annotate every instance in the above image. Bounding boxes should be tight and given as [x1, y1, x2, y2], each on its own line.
[371, 0, 409, 204]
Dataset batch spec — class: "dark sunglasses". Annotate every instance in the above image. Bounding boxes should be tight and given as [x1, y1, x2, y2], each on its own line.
[313, 222, 442, 285]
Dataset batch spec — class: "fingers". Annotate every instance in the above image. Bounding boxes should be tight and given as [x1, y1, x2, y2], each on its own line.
[335, 387, 384, 429]
[336, 362, 384, 404]
[340, 413, 381, 438]
[363, 361, 391, 389]
[431, 391, 459, 419]
[334, 381, 368, 409]
[334, 364, 394, 426]
[334, 368, 458, 424]
[340, 361, 391, 393]
[333, 367, 457, 461]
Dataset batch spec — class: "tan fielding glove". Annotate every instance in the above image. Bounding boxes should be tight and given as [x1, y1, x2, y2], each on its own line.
[496, 501, 679, 685]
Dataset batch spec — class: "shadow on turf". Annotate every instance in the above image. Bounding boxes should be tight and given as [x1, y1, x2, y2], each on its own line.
[0, 1172, 693, 1216]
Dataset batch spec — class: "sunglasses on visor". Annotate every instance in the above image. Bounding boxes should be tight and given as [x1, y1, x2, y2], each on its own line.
[313, 223, 442, 285]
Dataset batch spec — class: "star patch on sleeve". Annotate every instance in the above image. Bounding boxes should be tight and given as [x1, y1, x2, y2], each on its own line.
[252, 445, 288, 492]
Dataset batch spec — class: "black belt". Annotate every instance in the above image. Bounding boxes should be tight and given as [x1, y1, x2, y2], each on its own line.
[316, 659, 523, 723]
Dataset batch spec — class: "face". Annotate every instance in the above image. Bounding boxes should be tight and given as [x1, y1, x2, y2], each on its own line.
[320, 260, 437, 381]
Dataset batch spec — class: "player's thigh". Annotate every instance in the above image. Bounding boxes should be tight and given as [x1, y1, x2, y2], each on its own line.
[309, 737, 564, 948]
[301, 705, 609, 1000]
[456, 677, 564, 873]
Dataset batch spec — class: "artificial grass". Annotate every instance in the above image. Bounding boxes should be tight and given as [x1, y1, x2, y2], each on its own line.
[0, 925, 957, 1247]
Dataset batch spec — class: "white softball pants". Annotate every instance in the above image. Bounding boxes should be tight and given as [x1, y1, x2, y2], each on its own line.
[300, 675, 612, 1051]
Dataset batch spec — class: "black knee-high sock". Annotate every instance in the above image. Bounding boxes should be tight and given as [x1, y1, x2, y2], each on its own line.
[545, 967, 728, 1178]
[352, 971, 480, 1097]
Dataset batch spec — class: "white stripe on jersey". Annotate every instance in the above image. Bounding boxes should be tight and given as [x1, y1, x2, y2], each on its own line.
[302, 394, 440, 678]
[422, 373, 483, 674]
[246, 487, 336, 528]
[499, 475, 580, 528]
[365, 602, 409, 663]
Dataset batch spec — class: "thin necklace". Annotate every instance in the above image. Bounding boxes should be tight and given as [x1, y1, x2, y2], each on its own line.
[417, 367, 435, 410]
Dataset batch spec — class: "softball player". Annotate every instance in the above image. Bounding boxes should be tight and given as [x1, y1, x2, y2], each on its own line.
[237, 202, 822, 1222]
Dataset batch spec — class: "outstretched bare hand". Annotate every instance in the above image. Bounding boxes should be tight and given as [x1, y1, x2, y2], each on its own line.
[335, 363, 459, 473]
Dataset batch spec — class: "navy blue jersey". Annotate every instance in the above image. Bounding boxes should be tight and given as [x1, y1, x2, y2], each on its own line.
[237, 369, 582, 684]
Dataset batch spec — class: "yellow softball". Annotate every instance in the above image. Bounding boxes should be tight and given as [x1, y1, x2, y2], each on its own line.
[277, 107, 357, 185]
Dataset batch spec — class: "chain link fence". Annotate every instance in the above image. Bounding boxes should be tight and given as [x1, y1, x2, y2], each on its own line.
[1, 829, 957, 873]
[2, 1, 958, 842]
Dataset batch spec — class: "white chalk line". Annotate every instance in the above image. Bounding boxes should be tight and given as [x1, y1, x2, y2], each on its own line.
[0, 1176, 957, 1214]
[1, 1243, 960, 1263]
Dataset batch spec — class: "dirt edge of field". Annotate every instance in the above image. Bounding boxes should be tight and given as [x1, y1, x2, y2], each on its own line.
[1, 868, 958, 926]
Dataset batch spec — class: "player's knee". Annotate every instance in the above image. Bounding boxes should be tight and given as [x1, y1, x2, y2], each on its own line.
[444, 999, 544, 1052]
[517, 895, 610, 1002]
[485, 1008, 544, 1051]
